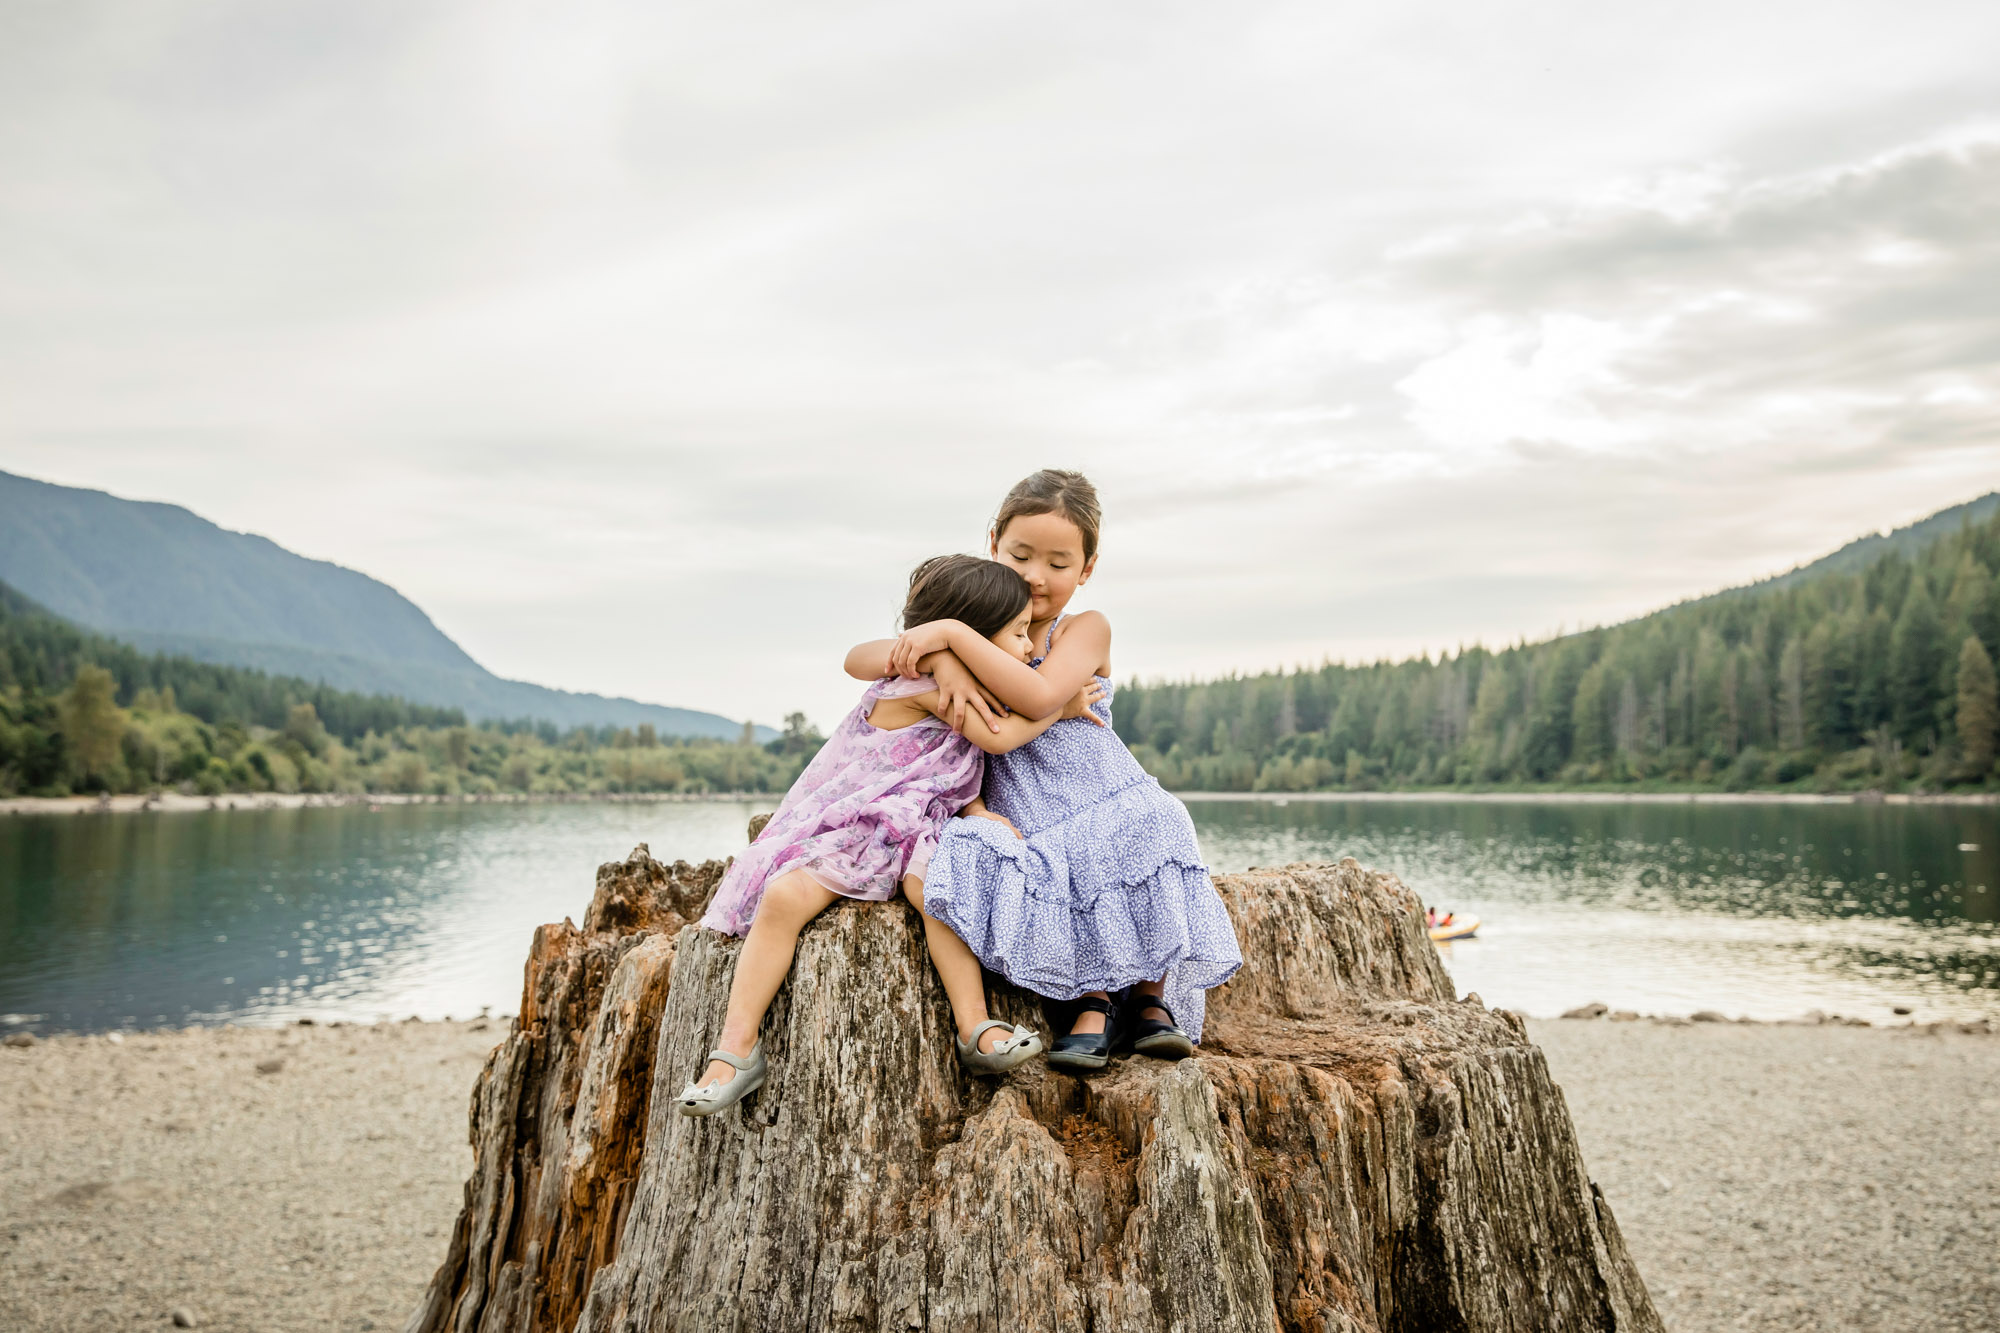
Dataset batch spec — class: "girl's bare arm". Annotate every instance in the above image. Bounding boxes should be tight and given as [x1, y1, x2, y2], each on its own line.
[891, 614, 1109, 720]
[923, 681, 1104, 755]
[844, 641, 1005, 733]
[844, 639, 898, 681]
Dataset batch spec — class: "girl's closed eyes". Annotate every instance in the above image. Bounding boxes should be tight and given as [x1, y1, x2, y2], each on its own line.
[844, 468, 1242, 1070]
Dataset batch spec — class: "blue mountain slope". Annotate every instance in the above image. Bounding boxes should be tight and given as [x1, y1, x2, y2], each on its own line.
[0, 470, 765, 739]
[0, 470, 480, 670]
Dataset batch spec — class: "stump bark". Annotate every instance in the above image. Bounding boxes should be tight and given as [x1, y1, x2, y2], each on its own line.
[407, 830, 1661, 1333]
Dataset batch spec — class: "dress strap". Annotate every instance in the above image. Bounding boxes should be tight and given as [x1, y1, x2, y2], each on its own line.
[866, 673, 938, 702]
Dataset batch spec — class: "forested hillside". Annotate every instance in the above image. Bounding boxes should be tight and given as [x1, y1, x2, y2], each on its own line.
[1728, 490, 2000, 597]
[0, 584, 818, 799]
[1116, 503, 2000, 793]
[0, 469, 763, 739]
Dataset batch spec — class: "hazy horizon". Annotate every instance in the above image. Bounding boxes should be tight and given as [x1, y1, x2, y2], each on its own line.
[4, 2, 1997, 728]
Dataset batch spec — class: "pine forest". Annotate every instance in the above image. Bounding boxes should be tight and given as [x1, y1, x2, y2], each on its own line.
[1115, 507, 2000, 794]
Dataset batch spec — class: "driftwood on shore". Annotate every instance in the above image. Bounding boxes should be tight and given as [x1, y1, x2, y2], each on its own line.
[406, 825, 1661, 1333]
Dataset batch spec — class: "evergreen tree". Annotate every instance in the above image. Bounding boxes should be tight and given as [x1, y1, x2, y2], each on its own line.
[1570, 660, 1612, 763]
[1854, 606, 1894, 736]
[1889, 582, 1946, 746]
[1803, 620, 1853, 750]
[1112, 501, 2000, 793]
[1958, 635, 1998, 780]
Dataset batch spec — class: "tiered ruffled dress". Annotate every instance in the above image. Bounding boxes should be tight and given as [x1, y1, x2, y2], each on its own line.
[921, 619, 1242, 1040]
[699, 674, 983, 937]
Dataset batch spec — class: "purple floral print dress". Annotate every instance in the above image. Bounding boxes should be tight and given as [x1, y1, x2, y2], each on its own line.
[699, 674, 984, 937]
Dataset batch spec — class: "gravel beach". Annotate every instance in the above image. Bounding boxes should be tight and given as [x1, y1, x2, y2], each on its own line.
[2, 1017, 1995, 1332]
[0, 1019, 496, 1332]
[1531, 1017, 2000, 1333]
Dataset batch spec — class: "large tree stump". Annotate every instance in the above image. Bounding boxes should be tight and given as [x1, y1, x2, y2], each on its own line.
[407, 832, 1660, 1333]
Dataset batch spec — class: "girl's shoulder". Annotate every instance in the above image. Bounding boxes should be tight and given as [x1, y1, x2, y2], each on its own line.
[861, 674, 948, 733]
[1050, 609, 1111, 649]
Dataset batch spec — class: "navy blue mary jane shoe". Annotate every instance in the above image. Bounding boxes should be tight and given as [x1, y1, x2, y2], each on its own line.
[1118, 990, 1194, 1061]
[1046, 993, 1118, 1072]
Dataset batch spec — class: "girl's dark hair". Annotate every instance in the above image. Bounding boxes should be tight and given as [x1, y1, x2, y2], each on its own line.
[901, 554, 1031, 638]
[992, 469, 1102, 562]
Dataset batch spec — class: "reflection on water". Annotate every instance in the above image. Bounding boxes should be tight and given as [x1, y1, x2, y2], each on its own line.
[0, 797, 1994, 1033]
[0, 802, 763, 1032]
[1189, 798, 2000, 1023]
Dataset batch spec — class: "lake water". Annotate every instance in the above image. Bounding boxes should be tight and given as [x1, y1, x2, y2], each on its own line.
[2, 797, 1995, 1034]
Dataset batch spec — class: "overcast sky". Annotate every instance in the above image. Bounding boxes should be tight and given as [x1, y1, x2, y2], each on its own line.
[3, 0, 1998, 730]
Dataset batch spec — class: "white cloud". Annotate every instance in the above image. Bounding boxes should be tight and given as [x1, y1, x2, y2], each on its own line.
[1395, 314, 1644, 456]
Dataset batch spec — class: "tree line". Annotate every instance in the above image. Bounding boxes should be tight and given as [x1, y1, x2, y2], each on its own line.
[1115, 507, 2000, 793]
[0, 582, 820, 798]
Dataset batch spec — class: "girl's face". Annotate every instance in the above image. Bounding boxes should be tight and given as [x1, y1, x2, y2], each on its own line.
[987, 607, 1037, 663]
[991, 511, 1095, 623]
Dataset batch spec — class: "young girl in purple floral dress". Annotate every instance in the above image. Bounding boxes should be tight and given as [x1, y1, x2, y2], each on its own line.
[846, 470, 1242, 1071]
[676, 554, 1105, 1116]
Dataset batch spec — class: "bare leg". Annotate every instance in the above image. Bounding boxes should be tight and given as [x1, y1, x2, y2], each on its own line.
[1130, 975, 1171, 1024]
[1068, 978, 1170, 1037]
[697, 869, 839, 1088]
[904, 876, 1009, 1054]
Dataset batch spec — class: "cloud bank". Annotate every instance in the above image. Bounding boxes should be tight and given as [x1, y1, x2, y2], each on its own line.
[2, 1, 1997, 727]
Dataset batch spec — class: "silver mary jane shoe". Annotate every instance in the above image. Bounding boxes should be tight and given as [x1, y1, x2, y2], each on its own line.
[955, 1020, 1044, 1075]
[676, 1043, 767, 1116]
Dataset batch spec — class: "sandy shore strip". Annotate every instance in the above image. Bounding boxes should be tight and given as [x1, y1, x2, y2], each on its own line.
[2, 1019, 1995, 1332]
[0, 790, 771, 817]
[9, 788, 1998, 817]
[1175, 788, 2000, 806]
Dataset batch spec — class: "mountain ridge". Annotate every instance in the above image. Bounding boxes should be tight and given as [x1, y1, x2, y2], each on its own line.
[1706, 489, 2000, 602]
[0, 469, 765, 740]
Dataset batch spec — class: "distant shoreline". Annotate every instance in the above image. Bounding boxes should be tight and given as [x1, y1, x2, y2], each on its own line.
[0, 790, 775, 817]
[1174, 789, 2000, 807]
[7, 786, 1997, 817]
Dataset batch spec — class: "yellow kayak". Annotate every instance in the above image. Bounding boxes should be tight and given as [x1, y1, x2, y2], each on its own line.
[1428, 915, 1479, 942]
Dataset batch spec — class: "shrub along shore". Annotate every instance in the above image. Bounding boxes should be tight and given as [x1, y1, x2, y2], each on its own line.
[0, 580, 821, 800]
[2, 677, 818, 801]
[8, 785, 1996, 819]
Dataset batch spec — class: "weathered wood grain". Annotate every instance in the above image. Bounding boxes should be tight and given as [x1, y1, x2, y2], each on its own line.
[408, 834, 1661, 1333]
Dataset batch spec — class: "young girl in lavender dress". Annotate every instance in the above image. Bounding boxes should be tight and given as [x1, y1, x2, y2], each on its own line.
[676, 554, 1106, 1116]
[846, 470, 1242, 1070]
